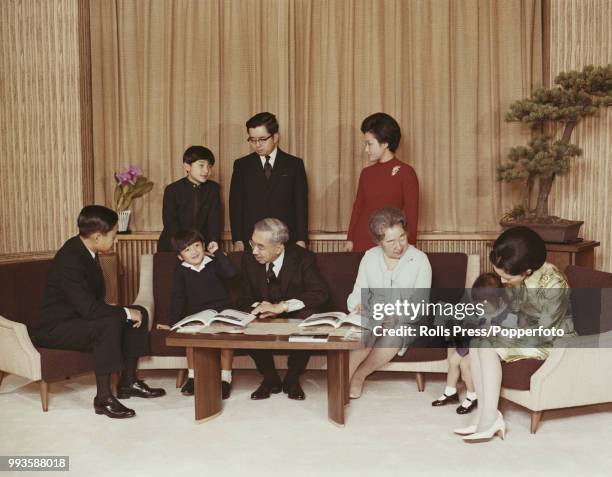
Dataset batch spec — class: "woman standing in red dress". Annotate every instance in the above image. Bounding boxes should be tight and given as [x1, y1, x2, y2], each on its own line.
[345, 113, 419, 251]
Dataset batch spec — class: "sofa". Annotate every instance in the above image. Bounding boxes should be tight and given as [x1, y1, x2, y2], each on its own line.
[500, 265, 612, 432]
[137, 251, 480, 389]
[0, 254, 120, 411]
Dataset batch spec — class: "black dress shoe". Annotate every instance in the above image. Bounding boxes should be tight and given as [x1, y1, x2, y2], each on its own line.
[181, 378, 194, 396]
[431, 392, 459, 406]
[251, 380, 282, 400]
[94, 396, 135, 419]
[456, 398, 478, 414]
[117, 379, 166, 399]
[222, 381, 231, 400]
[283, 381, 305, 400]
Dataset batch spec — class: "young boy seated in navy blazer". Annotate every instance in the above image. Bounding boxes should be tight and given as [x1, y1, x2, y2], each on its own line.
[165, 229, 238, 398]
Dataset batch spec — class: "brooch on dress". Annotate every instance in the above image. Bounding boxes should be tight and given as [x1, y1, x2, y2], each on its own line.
[392, 165, 401, 176]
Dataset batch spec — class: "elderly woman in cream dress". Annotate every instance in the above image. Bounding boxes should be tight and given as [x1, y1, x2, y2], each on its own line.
[456, 226, 575, 442]
[346, 207, 432, 398]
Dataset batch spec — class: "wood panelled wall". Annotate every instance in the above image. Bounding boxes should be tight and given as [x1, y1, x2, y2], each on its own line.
[548, 0, 612, 272]
[0, 0, 84, 254]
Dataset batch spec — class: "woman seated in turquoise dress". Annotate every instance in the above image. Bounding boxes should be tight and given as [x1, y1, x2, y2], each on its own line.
[455, 226, 575, 442]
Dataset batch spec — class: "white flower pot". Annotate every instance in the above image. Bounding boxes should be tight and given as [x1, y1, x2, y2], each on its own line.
[118, 210, 131, 233]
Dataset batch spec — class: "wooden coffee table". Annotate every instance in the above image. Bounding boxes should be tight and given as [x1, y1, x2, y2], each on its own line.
[166, 329, 363, 426]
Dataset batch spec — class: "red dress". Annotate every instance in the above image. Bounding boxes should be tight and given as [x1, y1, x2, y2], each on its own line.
[347, 158, 419, 251]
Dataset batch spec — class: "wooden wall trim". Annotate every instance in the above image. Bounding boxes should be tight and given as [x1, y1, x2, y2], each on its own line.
[116, 231, 501, 242]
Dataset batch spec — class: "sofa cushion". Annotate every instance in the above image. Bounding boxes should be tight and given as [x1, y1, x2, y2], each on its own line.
[393, 347, 447, 362]
[566, 265, 612, 335]
[427, 253, 468, 304]
[501, 359, 545, 390]
[150, 328, 186, 356]
[153, 253, 181, 326]
[0, 262, 20, 323]
[315, 252, 364, 313]
[0, 259, 53, 332]
[39, 348, 96, 382]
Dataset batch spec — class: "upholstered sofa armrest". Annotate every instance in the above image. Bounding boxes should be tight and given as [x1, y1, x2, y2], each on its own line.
[465, 254, 480, 288]
[527, 330, 612, 409]
[0, 315, 41, 381]
[132, 255, 154, 331]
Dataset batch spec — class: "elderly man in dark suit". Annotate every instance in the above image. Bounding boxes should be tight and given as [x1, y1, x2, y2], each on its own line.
[34, 205, 165, 419]
[229, 112, 308, 251]
[240, 218, 329, 400]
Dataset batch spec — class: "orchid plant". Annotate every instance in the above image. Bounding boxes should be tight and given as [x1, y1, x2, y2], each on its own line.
[111, 165, 154, 212]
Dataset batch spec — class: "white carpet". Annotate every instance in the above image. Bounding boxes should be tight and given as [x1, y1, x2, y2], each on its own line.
[1, 370, 612, 477]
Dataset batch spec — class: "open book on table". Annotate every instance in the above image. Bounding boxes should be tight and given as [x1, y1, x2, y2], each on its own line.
[298, 311, 370, 330]
[170, 309, 256, 331]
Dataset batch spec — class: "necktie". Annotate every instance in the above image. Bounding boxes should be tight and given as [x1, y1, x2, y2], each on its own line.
[94, 254, 101, 267]
[264, 155, 272, 179]
[266, 263, 276, 283]
[266, 263, 282, 302]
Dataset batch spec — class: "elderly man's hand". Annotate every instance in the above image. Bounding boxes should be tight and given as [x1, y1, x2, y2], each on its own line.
[252, 301, 288, 318]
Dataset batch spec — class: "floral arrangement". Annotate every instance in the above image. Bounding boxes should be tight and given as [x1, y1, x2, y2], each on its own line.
[111, 165, 154, 212]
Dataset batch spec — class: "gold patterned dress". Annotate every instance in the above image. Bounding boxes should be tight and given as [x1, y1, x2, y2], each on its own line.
[494, 262, 575, 363]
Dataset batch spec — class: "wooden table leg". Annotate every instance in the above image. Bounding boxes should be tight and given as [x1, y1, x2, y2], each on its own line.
[327, 350, 346, 426]
[193, 347, 222, 422]
[341, 350, 349, 405]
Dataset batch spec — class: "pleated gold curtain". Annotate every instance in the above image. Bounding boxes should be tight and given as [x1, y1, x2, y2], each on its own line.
[548, 0, 612, 272]
[90, 0, 542, 234]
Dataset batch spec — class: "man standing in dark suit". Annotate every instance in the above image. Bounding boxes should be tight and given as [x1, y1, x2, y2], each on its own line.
[35, 206, 165, 419]
[240, 218, 329, 400]
[229, 112, 308, 251]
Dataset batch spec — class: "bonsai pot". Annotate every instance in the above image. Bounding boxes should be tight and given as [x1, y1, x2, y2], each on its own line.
[499, 220, 584, 244]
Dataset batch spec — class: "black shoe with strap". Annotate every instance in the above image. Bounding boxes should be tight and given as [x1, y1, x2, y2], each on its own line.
[431, 392, 459, 406]
[222, 381, 231, 400]
[181, 378, 194, 396]
[456, 397, 478, 414]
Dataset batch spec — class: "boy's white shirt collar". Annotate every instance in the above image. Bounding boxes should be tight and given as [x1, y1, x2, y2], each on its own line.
[259, 147, 278, 167]
[181, 255, 213, 272]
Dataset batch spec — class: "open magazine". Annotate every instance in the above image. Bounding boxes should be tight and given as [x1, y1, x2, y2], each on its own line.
[170, 309, 256, 331]
[298, 311, 370, 329]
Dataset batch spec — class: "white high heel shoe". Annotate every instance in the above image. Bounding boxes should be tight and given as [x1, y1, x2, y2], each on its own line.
[463, 411, 506, 442]
[453, 424, 477, 435]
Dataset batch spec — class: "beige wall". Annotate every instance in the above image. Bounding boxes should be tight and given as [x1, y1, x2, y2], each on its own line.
[0, 0, 84, 255]
[548, 0, 612, 271]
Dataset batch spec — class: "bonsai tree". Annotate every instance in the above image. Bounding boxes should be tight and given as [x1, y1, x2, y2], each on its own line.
[498, 64, 612, 223]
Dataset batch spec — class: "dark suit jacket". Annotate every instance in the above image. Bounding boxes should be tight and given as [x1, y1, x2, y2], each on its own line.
[238, 244, 329, 316]
[229, 149, 308, 243]
[158, 178, 222, 252]
[37, 236, 126, 331]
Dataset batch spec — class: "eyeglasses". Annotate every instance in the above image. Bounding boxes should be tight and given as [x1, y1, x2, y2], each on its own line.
[247, 135, 273, 145]
[248, 239, 268, 252]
